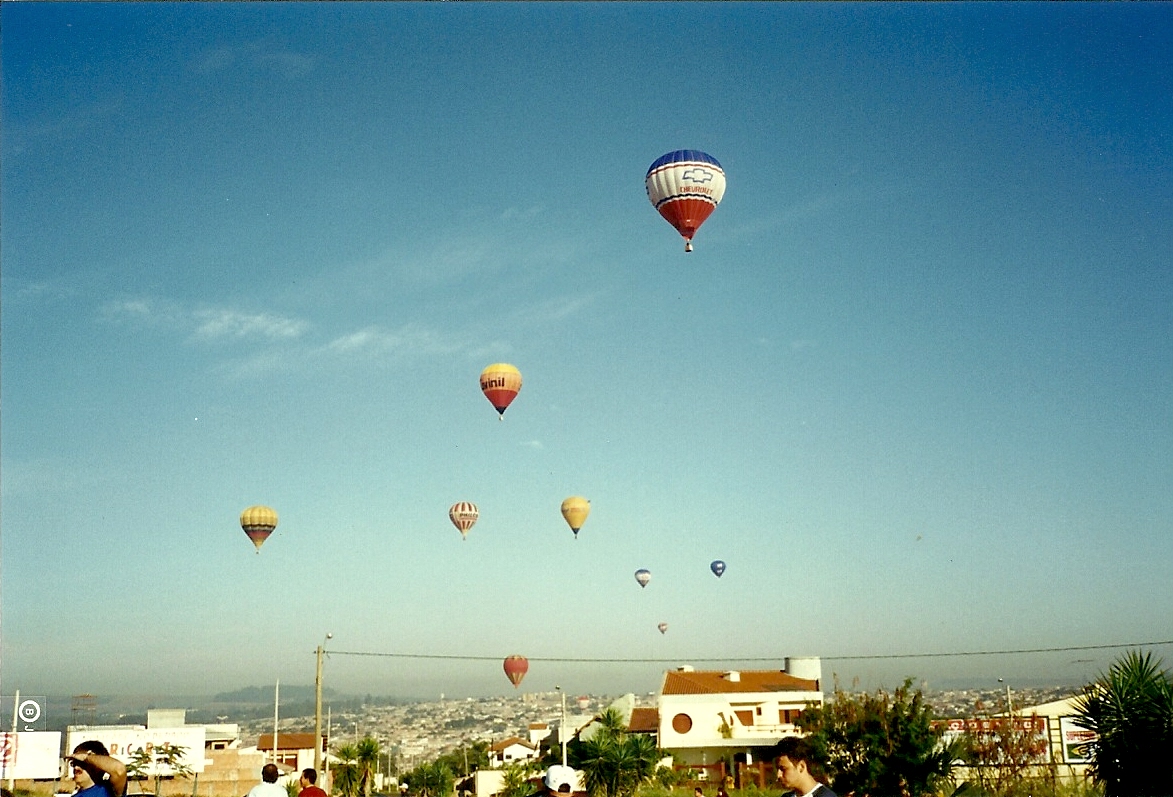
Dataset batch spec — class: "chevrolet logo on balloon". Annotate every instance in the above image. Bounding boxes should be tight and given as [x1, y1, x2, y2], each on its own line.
[645, 150, 726, 252]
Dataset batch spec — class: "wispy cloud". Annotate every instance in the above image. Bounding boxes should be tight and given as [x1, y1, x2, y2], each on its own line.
[0, 276, 81, 304]
[508, 293, 600, 326]
[99, 294, 480, 375]
[318, 323, 464, 358]
[192, 308, 307, 341]
[101, 296, 308, 343]
[192, 42, 315, 78]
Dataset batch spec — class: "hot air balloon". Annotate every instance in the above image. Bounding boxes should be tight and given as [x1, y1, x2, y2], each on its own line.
[646, 150, 726, 252]
[635, 568, 651, 588]
[480, 363, 522, 419]
[560, 496, 590, 539]
[710, 560, 726, 578]
[449, 502, 479, 540]
[503, 654, 528, 688]
[658, 622, 668, 635]
[240, 505, 278, 553]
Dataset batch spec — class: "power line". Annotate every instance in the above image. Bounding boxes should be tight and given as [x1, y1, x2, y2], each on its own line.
[324, 639, 1173, 664]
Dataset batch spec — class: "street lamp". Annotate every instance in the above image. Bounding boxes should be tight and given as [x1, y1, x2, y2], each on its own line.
[555, 686, 567, 767]
[998, 678, 1013, 715]
[315, 633, 333, 774]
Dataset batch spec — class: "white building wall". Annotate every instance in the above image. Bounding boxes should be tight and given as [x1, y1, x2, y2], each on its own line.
[657, 690, 822, 748]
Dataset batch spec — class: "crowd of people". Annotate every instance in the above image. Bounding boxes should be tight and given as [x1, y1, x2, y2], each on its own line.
[61, 738, 833, 797]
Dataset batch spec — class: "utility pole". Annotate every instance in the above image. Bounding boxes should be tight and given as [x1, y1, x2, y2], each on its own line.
[315, 633, 333, 774]
[556, 686, 567, 767]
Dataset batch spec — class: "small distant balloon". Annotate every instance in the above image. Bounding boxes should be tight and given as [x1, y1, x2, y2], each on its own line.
[480, 363, 522, 419]
[503, 654, 529, 688]
[710, 560, 726, 578]
[240, 505, 278, 553]
[449, 502, 479, 540]
[635, 568, 651, 588]
[657, 622, 668, 635]
[561, 496, 590, 539]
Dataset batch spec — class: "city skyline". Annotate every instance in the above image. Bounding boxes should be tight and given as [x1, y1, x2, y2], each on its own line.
[3, 3, 1171, 701]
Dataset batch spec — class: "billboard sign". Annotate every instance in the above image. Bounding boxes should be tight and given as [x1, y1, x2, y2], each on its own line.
[66, 727, 206, 774]
[1059, 716, 1096, 764]
[0, 732, 66, 780]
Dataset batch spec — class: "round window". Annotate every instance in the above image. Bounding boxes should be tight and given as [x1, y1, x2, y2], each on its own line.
[671, 713, 693, 733]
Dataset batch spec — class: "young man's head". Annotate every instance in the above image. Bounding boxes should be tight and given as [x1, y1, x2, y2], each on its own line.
[261, 764, 280, 784]
[300, 769, 318, 787]
[771, 737, 821, 794]
[69, 741, 111, 789]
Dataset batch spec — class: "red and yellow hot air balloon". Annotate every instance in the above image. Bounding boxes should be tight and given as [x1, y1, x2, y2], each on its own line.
[646, 150, 726, 252]
[449, 502, 479, 541]
[503, 654, 528, 688]
[240, 505, 278, 553]
[480, 363, 522, 419]
[560, 496, 590, 539]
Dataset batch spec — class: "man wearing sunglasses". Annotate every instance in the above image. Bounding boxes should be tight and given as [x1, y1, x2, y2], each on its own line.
[66, 741, 127, 797]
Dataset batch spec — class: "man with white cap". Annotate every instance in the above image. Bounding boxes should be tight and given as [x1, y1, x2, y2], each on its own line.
[539, 765, 578, 796]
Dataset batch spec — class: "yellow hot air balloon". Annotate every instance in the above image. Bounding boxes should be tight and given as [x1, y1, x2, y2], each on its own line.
[560, 496, 590, 539]
[240, 505, 278, 553]
[480, 363, 522, 420]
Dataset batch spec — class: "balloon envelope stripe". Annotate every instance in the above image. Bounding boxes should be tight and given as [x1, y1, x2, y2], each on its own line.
[646, 150, 724, 174]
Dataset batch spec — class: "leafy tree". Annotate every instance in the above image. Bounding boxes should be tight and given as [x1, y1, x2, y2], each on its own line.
[569, 709, 660, 797]
[954, 699, 1049, 797]
[652, 766, 680, 790]
[332, 743, 362, 797]
[435, 740, 492, 779]
[1073, 650, 1173, 797]
[797, 676, 957, 797]
[125, 743, 193, 796]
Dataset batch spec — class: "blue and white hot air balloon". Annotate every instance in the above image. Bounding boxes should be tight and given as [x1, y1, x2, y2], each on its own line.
[645, 150, 726, 252]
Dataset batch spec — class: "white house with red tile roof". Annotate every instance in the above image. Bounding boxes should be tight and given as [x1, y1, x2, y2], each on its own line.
[653, 659, 824, 767]
[489, 736, 539, 766]
[257, 732, 327, 775]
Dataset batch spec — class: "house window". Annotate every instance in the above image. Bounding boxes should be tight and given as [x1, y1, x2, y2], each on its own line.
[671, 713, 693, 733]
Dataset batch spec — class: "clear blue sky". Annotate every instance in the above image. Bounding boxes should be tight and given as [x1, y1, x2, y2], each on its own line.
[3, 2, 1171, 704]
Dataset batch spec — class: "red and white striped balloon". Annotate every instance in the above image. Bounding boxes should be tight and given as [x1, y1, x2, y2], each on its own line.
[448, 501, 479, 540]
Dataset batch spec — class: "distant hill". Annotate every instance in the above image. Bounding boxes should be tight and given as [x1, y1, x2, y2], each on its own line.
[213, 685, 336, 703]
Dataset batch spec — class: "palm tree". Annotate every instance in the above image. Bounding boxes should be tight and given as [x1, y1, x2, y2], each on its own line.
[416, 761, 455, 797]
[1074, 650, 1173, 797]
[571, 709, 661, 797]
[498, 763, 533, 797]
[332, 743, 362, 797]
[355, 737, 381, 797]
